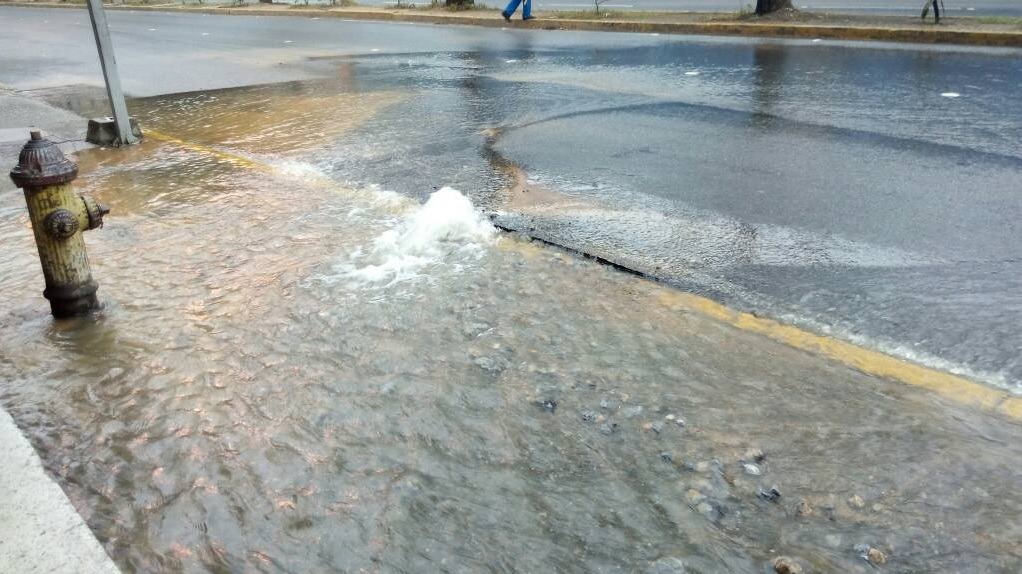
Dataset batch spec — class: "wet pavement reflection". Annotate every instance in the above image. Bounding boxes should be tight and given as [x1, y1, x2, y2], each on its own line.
[2, 76, 1022, 573]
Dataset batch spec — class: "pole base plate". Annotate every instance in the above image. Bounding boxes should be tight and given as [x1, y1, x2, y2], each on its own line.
[86, 117, 143, 146]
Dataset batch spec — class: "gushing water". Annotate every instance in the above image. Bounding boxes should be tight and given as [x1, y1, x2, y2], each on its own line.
[331, 187, 496, 287]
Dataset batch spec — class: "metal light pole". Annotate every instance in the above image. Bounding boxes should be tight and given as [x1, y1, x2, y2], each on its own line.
[85, 0, 138, 146]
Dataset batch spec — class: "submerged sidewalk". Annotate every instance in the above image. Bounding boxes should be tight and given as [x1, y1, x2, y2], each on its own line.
[2, 1, 1022, 47]
[0, 90, 118, 574]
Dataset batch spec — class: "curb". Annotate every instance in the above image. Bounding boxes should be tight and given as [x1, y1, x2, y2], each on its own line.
[0, 408, 122, 574]
[2, 2, 1021, 47]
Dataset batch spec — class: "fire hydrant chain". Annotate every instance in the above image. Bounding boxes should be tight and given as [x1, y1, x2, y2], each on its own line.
[9, 131, 109, 318]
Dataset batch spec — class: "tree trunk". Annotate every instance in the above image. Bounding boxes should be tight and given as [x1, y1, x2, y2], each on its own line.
[755, 0, 792, 15]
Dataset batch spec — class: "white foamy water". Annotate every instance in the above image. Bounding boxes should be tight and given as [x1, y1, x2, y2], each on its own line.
[273, 159, 333, 183]
[777, 311, 1016, 394]
[331, 187, 496, 287]
[271, 161, 414, 213]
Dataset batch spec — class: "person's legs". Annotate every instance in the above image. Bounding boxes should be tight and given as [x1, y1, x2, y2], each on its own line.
[502, 0, 522, 19]
[933, 0, 940, 22]
[522, 0, 533, 19]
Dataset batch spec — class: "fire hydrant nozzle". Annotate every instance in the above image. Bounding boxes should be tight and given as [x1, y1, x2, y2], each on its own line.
[10, 131, 108, 318]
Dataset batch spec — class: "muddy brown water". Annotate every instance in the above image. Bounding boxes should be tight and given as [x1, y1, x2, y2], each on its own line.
[2, 82, 1022, 573]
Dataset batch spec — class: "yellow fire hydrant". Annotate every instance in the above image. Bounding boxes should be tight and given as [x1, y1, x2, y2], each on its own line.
[10, 131, 109, 318]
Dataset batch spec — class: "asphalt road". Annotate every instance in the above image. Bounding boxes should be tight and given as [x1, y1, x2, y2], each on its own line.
[1, 6, 1020, 388]
[354, 0, 1022, 17]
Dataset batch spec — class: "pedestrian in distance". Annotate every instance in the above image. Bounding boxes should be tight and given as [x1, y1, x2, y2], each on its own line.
[502, 0, 535, 21]
[921, 0, 943, 23]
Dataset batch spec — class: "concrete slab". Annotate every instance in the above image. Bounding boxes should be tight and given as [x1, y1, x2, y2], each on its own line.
[0, 91, 85, 138]
[0, 409, 121, 574]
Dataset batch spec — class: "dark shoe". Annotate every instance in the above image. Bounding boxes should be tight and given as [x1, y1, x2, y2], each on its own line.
[502, 12, 511, 21]
[523, 15, 536, 20]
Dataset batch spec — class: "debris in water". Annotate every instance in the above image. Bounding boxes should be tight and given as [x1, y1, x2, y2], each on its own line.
[855, 544, 887, 565]
[941, 92, 961, 98]
[758, 486, 782, 502]
[659, 452, 673, 463]
[794, 499, 813, 517]
[598, 422, 618, 435]
[643, 421, 665, 434]
[664, 414, 685, 427]
[743, 448, 766, 463]
[847, 494, 865, 509]
[773, 556, 803, 574]
[541, 400, 557, 413]
[743, 463, 762, 476]
[867, 548, 888, 565]
[580, 409, 597, 422]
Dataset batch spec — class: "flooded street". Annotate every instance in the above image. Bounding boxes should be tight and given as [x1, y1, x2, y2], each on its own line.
[1, 75, 1021, 573]
[4, 6, 1022, 388]
[2, 7, 1022, 573]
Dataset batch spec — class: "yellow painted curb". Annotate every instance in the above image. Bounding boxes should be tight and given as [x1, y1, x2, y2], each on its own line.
[147, 131, 1022, 424]
[2, 2, 1020, 47]
[145, 129, 268, 171]
[658, 290, 1022, 421]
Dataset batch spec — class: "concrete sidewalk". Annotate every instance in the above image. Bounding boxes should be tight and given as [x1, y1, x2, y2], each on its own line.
[3, 0, 1021, 47]
[0, 408, 121, 574]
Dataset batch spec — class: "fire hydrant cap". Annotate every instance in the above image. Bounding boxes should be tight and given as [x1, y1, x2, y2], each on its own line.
[10, 130, 78, 189]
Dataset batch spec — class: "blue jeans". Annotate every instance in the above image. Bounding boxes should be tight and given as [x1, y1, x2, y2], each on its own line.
[502, 0, 532, 19]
